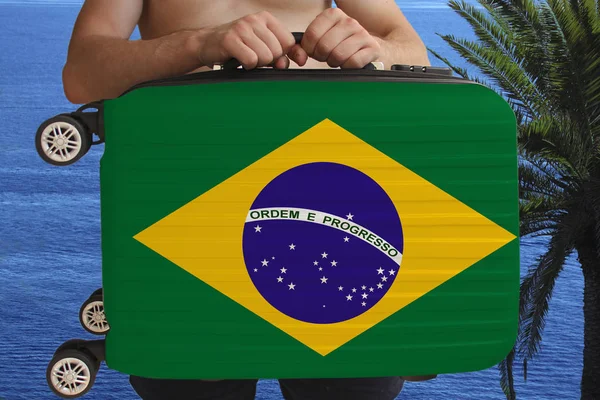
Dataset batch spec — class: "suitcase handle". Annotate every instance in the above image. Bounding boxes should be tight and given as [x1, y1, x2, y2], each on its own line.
[222, 32, 376, 70]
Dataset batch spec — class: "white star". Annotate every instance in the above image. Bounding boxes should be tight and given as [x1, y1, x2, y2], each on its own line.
[272, 256, 275, 260]
[261, 259, 269, 267]
[377, 283, 384, 289]
[338, 286, 344, 291]
[280, 267, 287, 274]
[361, 285, 367, 290]
[343, 237, 350, 242]
[362, 293, 368, 299]
[346, 213, 354, 220]
[346, 294, 353, 301]
[381, 276, 388, 282]
[377, 267, 385, 275]
[289, 243, 296, 250]
[318, 267, 323, 271]
[288, 283, 296, 290]
[369, 287, 374, 292]
[253, 268, 258, 272]
[362, 302, 367, 307]
[352, 288, 357, 293]
[323, 305, 326, 308]
[389, 269, 396, 276]
[331, 260, 338, 267]
[321, 252, 328, 258]
[313, 261, 319, 266]
[277, 276, 283, 283]
[320, 276, 328, 284]
[254, 225, 262, 233]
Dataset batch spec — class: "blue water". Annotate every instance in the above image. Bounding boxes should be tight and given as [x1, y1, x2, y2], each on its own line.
[0, 1, 584, 399]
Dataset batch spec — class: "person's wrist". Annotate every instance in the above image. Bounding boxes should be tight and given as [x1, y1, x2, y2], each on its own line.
[185, 28, 213, 68]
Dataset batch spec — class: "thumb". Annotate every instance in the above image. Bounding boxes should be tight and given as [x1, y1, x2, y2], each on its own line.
[272, 55, 290, 69]
[287, 44, 308, 67]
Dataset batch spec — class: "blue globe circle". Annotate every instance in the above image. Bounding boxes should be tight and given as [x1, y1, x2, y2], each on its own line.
[242, 162, 403, 324]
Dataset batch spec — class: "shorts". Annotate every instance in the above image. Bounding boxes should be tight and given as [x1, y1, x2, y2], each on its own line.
[129, 375, 405, 400]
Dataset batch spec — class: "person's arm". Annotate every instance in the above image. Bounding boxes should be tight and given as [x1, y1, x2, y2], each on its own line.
[335, 0, 430, 67]
[63, 2, 298, 104]
[62, 0, 205, 104]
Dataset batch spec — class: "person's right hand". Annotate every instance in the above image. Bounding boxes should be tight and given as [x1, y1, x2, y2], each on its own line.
[196, 11, 309, 70]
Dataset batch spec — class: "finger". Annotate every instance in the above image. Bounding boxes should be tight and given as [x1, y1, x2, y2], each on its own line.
[326, 32, 373, 68]
[262, 14, 296, 53]
[224, 36, 259, 69]
[272, 55, 290, 69]
[252, 23, 285, 62]
[313, 21, 360, 62]
[287, 44, 308, 67]
[302, 9, 345, 57]
[340, 47, 379, 69]
[240, 31, 276, 67]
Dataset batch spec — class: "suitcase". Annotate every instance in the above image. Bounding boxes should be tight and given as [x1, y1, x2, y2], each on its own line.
[36, 34, 519, 399]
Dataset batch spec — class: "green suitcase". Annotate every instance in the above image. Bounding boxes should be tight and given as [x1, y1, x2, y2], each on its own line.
[37, 43, 518, 398]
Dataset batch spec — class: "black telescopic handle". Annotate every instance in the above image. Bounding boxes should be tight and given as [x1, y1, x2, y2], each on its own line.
[222, 32, 376, 70]
[292, 31, 304, 44]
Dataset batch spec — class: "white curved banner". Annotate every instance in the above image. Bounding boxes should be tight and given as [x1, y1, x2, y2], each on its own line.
[245, 207, 402, 265]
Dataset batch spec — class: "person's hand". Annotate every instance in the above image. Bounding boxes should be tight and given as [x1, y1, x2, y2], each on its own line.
[299, 8, 381, 69]
[196, 11, 301, 70]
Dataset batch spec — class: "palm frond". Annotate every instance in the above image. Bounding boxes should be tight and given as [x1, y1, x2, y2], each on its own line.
[436, 35, 542, 118]
[499, 348, 517, 400]
[427, 47, 502, 93]
[519, 184, 564, 237]
[484, 0, 551, 77]
[426, 47, 536, 128]
[518, 116, 590, 176]
[542, 0, 595, 131]
[520, 219, 557, 237]
[484, 0, 545, 39]
[498, 225, 559, 395]
[427, 48, 474, 80]
[450, 0, 517, 53]
[516, 221, 574, 362]
[570, 0, 600, 37]
[519, 159, 568, 199]
[448, 0, 548, 117]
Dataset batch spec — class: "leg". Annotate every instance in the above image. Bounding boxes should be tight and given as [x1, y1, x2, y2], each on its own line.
[129, 376, 258, 400]
[278, 377, 404, 400]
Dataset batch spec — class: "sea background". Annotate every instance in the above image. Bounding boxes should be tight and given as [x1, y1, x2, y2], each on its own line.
[0, 0, 584, 399]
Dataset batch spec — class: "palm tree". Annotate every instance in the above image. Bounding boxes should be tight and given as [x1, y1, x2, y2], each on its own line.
[427, 0, 600, 398]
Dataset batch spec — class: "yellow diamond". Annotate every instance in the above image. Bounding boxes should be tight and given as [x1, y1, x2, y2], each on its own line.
[133, 119, 516, 356]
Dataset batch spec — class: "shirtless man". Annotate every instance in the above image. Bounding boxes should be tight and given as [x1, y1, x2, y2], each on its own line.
[62, 0, 430, 103]
[63, 1, 435, 398]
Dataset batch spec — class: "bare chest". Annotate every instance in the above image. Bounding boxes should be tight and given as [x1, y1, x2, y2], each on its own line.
[139, 0, 332, 39]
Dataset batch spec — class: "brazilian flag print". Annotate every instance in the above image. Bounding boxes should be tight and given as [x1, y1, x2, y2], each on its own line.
[99, 75, 519, 380]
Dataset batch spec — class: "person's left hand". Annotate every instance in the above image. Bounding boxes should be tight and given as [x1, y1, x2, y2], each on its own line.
[290, 8, 381, 69]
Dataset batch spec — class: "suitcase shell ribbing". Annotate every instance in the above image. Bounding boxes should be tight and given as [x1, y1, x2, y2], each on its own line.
[99, 70, 519, 379]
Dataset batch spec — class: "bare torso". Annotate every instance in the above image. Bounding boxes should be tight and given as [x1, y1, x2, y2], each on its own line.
[138, 0, 335, 71]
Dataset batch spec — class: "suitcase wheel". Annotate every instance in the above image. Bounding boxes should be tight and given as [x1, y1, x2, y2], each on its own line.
[46, 348, 99, 399]
[35, 115, 92, 166]
[79, 293, 110, 335]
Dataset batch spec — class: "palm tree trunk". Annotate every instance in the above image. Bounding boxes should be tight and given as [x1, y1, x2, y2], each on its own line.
[576, 243, 600, 400]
